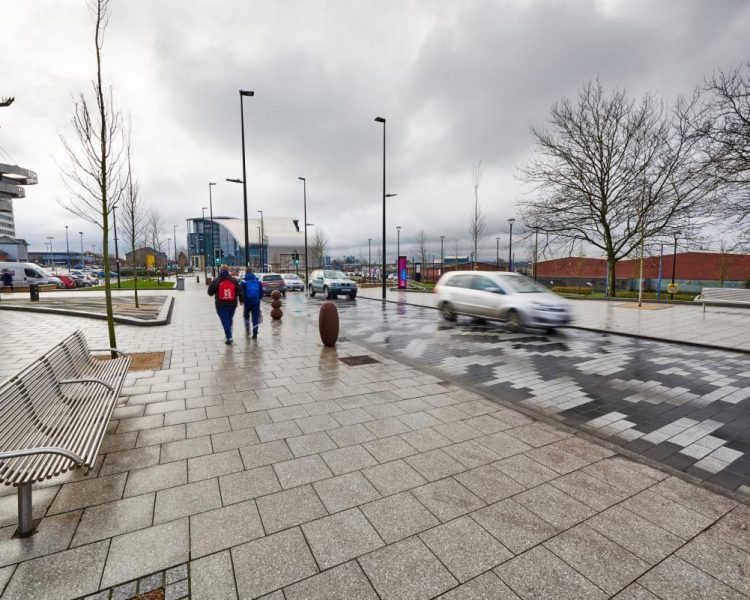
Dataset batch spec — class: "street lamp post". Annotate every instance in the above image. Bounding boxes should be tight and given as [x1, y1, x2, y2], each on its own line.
[375, 116, 387, 300]
[201, 207, 208, 280]
[534, 229, 539, 280]
[440, 236, 445, 274]
[112, 205, 121, 288]
[78, 232, 84, 269]
[65, 225, 71, 270]
[209, 182, 217, 276]
[368, 238, 372, 282]
[670, 234, 679, 300]
[239, 90, 254, 267]
[298, 177, 309, 293]
[46, 237, 54, 272]
[167, 238, 172, 271]
[257, 210, 265, 273]
[507, 218, 516, 272]
[496, 237, 500, 271]
[396, 226, 401, 260]
[256, 227, 262, 269]
[173, 224, 178, 272]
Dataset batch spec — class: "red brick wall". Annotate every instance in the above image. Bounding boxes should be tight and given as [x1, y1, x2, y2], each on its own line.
[537, 252, 750, 282]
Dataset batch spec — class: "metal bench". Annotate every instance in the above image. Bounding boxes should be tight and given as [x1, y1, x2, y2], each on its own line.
[696, 287, 750, 312]
[0, 330, 130, 536]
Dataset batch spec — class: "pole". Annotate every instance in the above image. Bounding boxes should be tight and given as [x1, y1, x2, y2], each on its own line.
[201, 207, 208, 280]
[508, 219, 515, 272]
[534, 229, 539, 280]
[657, 243, 664, 302]
[496, 237, 500, 271]
[47, 237, 54, 272]
[368, 238, 372, 282]
[257, 227, 261, 269]
[239, 90, 254, 266]
[209, 182, 216, 276]
[440, 236, 444, 274]
[112, 206, 121, 288]
[173, 224, 178, 271]
[299, 178, 308, 293]
[65, 225, 71, 270]
[258, 210, 264, 273]
[670, 235, 678, 300]
[79, 232, 83, 269]
[375, 117, 387, 300]
[637, 235, 644, 307]
[397, 226, 401, 260]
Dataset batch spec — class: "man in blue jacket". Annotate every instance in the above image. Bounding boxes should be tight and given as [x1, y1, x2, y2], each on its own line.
[207, 265, 244, 344]
[240, 267, 263, 338]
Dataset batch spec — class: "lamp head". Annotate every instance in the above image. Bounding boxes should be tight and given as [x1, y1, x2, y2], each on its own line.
[374, 117, 386, 123]
[240, 90, 254, 97]
[209, 182, 216, 186]
[385, 193, 397, 198]
[226, 178, 243, 184]
[508, 218, 516, 225]
[298, 177, 305, 181]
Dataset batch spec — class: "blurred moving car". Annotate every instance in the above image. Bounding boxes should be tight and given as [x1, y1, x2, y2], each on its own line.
[57, 275, 77, 289]
[258, 273, 287, 297]
[308, 270, 358, 299]
[282, 273, 305, 292]
[435, 271, 571, 332]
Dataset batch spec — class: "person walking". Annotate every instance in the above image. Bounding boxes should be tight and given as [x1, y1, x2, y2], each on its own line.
[240, 267, 263, 338]
[207, 265, 244, 344]
[1, 269, 13, 299]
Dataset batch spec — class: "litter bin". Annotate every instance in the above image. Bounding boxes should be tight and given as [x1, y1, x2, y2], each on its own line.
[29, 283, 40, 302]
[176, 277, 185, 291]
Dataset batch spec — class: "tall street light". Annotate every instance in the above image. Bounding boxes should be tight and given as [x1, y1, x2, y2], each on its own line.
[368, 238, 372, 281]
[46, 237, 54, 271]
[257, 210, 265, 272]
[173, 224, 178, 271]
[507, 218, 516, 272]
[78, 232, 84, 269]
[496, 237, 500, 271]
[298, 177, 309, 291]
[440, 236, 445, 274]
[226, 177, 244, 264]
[375, 116, 387, 300]
[209, 182, 217, 276]
[396, 225, 401, 260]
[670, 233, 679, 300]
[112, 205, 121, 288]
[239, 90, 255, 266]
[65, 225, 71, 270]
[201, 207, 208, 279]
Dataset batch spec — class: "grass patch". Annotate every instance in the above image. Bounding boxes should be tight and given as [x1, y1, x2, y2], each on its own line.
[559, 290, 695, 302]
[90, 278, 175, 290]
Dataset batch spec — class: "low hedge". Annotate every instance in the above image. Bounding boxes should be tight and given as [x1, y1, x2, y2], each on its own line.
[551, 286, 594, 296]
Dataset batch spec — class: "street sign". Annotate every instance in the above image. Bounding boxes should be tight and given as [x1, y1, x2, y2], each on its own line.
[667, 283, 679, 294]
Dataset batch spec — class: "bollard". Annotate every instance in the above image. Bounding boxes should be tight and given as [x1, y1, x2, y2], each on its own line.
[319, 301, 339, 347]
[270, 289, 283, 320]
[196, 276, 200, 283]
[29, 283, 40, 302]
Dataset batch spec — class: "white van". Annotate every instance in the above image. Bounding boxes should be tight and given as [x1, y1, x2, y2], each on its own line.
[0, 262, 59, 285]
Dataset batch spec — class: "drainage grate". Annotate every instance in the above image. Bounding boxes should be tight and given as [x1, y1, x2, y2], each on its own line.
[339, 355, 380, 366]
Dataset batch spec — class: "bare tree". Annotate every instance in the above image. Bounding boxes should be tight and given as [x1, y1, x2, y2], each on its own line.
[414, 229, 430, 268]
[469, 161, 486, 269]
[59, 0, 125, 353]
[145, 208, 165, 269]
[519, 79, 715, 296]
[700, 62, 750, 227]
[310, 229, 329, 268]
[120, 131, 143, 307]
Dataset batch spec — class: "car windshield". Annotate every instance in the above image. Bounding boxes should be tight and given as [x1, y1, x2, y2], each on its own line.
[263, 274, 282, 281]
[501, 275, 549, 294]
[285, 274, 301, 280]
[324, 271, 347, 279]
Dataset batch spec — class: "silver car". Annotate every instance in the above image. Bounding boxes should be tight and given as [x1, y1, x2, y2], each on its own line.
[435, 271, 572, 332]
[308, 269, 358, 299]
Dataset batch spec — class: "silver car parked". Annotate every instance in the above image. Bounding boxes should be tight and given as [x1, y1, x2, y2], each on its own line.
[308, 269, 358, 299]
[435, 271, 572, 332]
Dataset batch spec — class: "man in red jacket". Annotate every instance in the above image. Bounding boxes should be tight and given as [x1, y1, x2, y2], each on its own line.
[207, 265, 244, 344]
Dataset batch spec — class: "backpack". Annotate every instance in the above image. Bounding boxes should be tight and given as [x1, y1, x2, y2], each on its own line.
[218, 278, 236, 302]
[243, 277, 261, 301]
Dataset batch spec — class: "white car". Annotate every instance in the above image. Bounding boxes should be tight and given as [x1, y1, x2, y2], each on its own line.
[435, 271, 572, 332]
[282, 273, 305, 292]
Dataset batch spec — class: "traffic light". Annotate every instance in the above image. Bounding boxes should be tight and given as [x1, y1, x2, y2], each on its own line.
[293, 250, 299, 265]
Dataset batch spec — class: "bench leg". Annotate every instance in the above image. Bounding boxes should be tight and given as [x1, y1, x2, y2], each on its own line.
[16, 482, 35, 537]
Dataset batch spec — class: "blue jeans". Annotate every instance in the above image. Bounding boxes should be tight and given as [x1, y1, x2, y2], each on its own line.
[216, 305, 236, 340]
[243, 301, 261, 335]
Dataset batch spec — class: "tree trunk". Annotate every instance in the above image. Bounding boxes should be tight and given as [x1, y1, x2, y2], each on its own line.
[607, 256, 617, 298]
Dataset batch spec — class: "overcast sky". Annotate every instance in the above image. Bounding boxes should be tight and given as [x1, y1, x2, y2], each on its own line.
[2, 0, 749, 261]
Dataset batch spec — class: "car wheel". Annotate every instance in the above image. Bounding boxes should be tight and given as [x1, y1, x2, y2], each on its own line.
[506, 309, 524, 333]
[349, 292, 356, 300]
[324, 286, 331, 299]
[309, 286, 315, 297]
[440, 302, 457, 322]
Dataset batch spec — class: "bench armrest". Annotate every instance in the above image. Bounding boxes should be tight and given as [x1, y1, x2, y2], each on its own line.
[60, 378, 116, 393]
[89, 347, 127, 357]
[0, 447, 85, 464]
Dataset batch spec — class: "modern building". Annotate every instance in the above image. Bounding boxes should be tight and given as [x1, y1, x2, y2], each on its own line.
[0, 235, 28, 261]
[125, 247, 169, 269]
[186, 216, 305, 272]
[0, 163, 37, 238]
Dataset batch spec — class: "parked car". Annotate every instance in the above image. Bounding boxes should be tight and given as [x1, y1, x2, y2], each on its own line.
[282, 273, 305, 292]
[96, 271, 119, 279]
[0, 262, 60, 286]
[258, 273, 287, 297]
[57, 275, 77, 289]
[308, 270, 358, 299]
[435, 271, 572, 332]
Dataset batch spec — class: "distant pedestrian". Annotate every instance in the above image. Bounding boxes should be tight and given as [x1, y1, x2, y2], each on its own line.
[240, 266, 263, 338]
[207, 265, 244, 344]
[1, 269, 13, 292]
